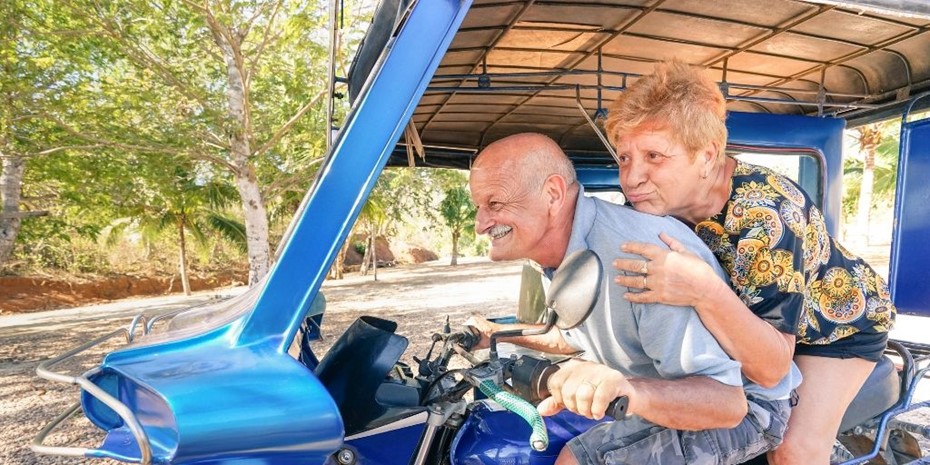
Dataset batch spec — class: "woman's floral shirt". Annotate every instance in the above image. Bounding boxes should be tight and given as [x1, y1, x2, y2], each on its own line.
[694, 160, 895, 345]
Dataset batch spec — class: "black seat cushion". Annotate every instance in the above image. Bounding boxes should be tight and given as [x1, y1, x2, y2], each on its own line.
[314, 316, 411, 435]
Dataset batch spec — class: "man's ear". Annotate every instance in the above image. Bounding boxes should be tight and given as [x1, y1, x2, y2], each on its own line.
[543, 174, 568, 211]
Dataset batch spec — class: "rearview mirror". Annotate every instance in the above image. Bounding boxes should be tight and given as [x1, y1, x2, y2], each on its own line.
[488, 249, 602, 360]
[547, 249, 602, 330]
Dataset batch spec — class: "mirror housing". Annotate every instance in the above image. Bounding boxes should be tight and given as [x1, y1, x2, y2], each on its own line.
[488, 249, 603, 360]
[547, 249, 602, 330]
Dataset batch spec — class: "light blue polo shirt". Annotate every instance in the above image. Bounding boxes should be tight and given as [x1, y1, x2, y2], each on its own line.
[550, 186, 801, 402]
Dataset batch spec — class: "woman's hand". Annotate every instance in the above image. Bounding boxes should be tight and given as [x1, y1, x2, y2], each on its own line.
[537, 359, 635, 420]
[612, 232, 721, 307]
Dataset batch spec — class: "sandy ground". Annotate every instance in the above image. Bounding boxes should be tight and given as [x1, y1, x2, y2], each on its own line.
[1, 256, 928, 464]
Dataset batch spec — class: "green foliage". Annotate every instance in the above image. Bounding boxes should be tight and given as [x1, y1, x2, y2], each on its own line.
[842, 127, 899, 219]
[2, 0, 376, 276]
[439, 185, 477, 264]
[439, 186, 477, 235]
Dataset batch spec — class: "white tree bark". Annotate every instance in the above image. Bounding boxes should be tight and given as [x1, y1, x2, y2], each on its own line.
[854, 146, 875, 245]
[210, 17, 271, 285]
[0, 154, 25, 264]
[178, 219, 191, 296]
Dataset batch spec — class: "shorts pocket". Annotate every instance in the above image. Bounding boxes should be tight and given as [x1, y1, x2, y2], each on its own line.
[600, 427, 685, 465]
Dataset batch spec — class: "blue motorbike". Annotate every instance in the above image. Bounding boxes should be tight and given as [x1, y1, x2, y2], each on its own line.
[35, 249, 929, 465]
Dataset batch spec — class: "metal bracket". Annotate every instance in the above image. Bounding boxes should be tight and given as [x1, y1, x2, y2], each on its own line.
[32, 328, 153, 464]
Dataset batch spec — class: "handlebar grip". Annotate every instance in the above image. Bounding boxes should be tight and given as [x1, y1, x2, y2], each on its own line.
[477, 380, 549, 451]
[607, 396, 628, 420]
[458, 326, 480, 351]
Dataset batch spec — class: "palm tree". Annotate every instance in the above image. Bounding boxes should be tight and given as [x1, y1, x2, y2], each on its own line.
[845, 121, 898, 245]
[110, 163, 245, 295]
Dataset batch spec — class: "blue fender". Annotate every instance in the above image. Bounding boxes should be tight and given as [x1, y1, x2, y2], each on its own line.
[450, 401, 606, 465]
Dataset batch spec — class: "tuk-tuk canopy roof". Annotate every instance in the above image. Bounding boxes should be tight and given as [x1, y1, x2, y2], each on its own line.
[349, 0, 930, 168]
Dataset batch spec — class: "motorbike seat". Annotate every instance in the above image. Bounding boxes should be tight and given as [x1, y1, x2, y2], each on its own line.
[837, 355, 900, 433]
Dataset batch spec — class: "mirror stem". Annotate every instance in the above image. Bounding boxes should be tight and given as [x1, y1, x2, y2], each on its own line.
[488, 312, 556, 361]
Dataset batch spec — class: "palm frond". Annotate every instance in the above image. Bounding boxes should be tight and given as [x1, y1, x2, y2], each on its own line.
[207, 212, 248, 252]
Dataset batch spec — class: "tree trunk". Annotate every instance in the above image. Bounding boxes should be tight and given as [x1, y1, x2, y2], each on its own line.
[212, 24, 271, 285]
[852, 126, 881, 246]
[178, 219, 191, 296]
[855, 146, 875, 245]
[362, 228, 380, 281]
[235, 166, 271, 285]
[450, 230, 459, 266]
[329, 240, 348, 279]
[371, 233, 378, 281]
[360, 232, 371, 276]
[0, 154, 25, 265]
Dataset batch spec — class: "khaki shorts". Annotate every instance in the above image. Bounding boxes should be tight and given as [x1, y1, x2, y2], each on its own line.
[566, 397, 791, 465]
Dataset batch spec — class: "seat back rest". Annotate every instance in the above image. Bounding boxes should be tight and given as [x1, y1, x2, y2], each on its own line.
[838, 355, 900, 433]
[314, 316, 409, 435]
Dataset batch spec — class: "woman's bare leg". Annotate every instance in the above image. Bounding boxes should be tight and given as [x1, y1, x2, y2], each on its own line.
[768, 355, 876, 465]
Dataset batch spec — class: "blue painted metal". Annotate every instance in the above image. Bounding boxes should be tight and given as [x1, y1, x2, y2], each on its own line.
[75, 0, 474, 463]
[450, 401, 604, 465]
[726, 112, 845, 236]
[889, 93, 930, 316]
[241, 0, 471, 353]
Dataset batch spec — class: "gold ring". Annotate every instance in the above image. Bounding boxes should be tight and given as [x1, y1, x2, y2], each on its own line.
[640, 261, 648, 274]
[642, 276, 648, 289]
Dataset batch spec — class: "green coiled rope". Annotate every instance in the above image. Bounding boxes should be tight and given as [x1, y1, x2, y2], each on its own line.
[477, 380, 549, 451]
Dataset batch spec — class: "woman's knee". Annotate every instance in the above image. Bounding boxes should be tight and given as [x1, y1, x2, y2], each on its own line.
[768, 433, 831, 465]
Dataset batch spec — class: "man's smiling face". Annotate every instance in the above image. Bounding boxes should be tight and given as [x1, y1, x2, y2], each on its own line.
[469, 151, 551, 263]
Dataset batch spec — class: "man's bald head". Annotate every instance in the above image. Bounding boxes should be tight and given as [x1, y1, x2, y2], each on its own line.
[473, 133, 577, 191]
[468, 133, 579, 268]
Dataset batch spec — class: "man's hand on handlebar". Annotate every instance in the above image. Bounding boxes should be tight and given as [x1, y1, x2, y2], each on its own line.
[463, 315, 499, 350]
[537, 359, 635, 421]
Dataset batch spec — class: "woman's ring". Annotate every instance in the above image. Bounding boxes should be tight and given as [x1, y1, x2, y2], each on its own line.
[640, 261, 648, 274]
[642, 276, 648, 289]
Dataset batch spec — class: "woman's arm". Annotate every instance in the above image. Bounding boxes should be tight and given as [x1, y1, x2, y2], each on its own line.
[613, 233, 795, 388]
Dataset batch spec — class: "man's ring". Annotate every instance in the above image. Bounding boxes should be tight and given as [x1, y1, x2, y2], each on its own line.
[642, 276, 648, 289]
[640, 261, 648, 274]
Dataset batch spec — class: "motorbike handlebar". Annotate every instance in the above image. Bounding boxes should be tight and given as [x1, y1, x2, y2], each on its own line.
[521, 358, 629, 421]
[455, 326, 481, 352]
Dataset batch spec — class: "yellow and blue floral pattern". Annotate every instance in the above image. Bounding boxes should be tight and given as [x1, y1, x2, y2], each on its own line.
[695, 160, 895, 346]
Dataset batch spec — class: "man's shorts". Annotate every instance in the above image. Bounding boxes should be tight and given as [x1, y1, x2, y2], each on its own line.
[566, 397, 791, 465]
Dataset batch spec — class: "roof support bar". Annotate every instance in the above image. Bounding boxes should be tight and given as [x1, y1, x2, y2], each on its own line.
[574, 86, 619, 164]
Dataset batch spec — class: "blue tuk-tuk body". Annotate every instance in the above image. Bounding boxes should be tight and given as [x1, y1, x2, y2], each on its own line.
[31, 0, 930, 464]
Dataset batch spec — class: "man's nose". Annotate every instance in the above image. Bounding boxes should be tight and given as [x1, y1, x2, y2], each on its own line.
[475, 207, 491, 233]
